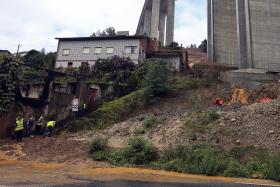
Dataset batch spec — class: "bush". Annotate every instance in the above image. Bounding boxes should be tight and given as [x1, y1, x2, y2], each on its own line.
[224, 160, 250, 178]
[207, 110, 220, 121]
[134, 128, 145, 135]
[230, 146, 255, 161]
[159, 145, 228, 176]
[143, 60, 171, 97]
[265, 153, 280, 181]
[123, 137, 157, 165]
[143, 114, 159, 128]
[90, 138, 108, 161]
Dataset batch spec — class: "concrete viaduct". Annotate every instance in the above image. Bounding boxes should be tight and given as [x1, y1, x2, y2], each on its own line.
[208, 0, 280, 72]
[136, 0, 176, 46]
[137, 0, 280, 72]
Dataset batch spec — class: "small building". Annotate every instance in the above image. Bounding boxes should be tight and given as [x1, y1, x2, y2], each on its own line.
[55, 36, 150, 68]
[0, 50, 12, 57]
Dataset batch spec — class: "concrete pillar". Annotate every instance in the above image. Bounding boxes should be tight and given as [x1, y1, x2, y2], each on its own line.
[139, 22, 145, 35]
[166, 0, 175, 45]
[236, 0, 249, 69]
[245, 0, 253, 68]
[159, 10, 166, 46]
[207, 0, 214, 61]
[151, 0, 161, 39]
[144, 10, 152, 36]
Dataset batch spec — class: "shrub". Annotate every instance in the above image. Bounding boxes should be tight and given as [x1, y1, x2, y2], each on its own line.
[207, 110, 220, 121]
[159, 145, 228, 176]
[265, 153, 280, 181]
[224, 160, 250, 178]
[143, 60, 171, 97]
[90, 138, 108, 161]
[123, 137, 157, 165]
[90, 138, 107, 152]
[143, 114, 159, 128]
[134, 128, 145, 135]
[230, 146, 255, 161]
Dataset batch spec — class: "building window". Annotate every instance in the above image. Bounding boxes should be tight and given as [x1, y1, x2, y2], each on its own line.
[62, 49, 70, 56]
[94, 47, 102, 54]
[81, 62, 89, 68]
[82, 47, 90, 54]
[67, 62, 73, 68]
[106, 47, 114, 54]
[125, 46, 137, 54]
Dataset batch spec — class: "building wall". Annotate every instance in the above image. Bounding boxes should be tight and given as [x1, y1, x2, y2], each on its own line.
[56, 39, 142, 68]
[249, 0, 280, 71]
[213, 0, 238, 67]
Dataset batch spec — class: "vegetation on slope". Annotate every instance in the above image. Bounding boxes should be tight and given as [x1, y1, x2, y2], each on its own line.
[89, 137, 280, 181]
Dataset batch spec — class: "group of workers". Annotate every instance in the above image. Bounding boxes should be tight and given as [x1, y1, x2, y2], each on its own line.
[15, 114, 56, 142]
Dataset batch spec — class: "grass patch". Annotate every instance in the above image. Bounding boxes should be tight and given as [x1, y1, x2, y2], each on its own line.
[266, 153, 280, 181]
[157, 145, 229, 176]
[185, 110, 220, 133]
[143, 114, 159, 128]
[167, 75, 215, 95]
[89, 139, 280, 182]
[224, 160, 250, 178]
[107, 137, 158, 165]
[134, 128, 145, 136]
[65, 89, 147, 132]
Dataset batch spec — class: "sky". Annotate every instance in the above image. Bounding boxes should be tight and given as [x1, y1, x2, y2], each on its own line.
[0, 0, 207, 53]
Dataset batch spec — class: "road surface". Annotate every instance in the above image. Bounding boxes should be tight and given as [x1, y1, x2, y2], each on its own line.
[0, 160, 279, 187]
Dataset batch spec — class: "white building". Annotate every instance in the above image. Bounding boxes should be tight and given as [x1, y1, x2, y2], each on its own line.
[55, 36, 150, 68]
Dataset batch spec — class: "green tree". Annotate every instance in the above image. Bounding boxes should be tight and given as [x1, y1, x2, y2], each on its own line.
[91, 27, 117, 37]
[0, 56, 20, 116]
[199, 39, 207, 53]
[144, 60, 171, 97]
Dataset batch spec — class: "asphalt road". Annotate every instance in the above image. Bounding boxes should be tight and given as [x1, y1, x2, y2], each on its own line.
[53, 180, 278, 187]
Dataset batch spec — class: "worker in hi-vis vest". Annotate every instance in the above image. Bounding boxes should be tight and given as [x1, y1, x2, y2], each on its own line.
[46, 120, 56, 137]
[15, 114, 24, 142]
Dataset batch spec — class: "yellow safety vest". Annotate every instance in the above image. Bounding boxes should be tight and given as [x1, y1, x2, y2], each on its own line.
[47, 121, 56, 127]
[15, 118, 24, 131]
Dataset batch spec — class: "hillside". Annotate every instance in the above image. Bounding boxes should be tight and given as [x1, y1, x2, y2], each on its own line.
[70, 81, 280, 151]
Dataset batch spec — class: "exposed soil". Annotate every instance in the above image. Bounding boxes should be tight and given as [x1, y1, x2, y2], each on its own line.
[85, 82, 280, 151]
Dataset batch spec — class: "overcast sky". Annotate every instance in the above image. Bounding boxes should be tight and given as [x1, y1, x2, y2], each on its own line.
[0, 0, 207, 53]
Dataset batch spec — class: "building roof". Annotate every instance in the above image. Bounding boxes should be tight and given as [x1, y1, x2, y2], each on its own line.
[55, 35, 149, 42]
[0, 50, 12, 55]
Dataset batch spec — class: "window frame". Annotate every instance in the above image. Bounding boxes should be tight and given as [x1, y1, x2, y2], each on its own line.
[94, 47, 102, 54]
[106, 47, 114, 54]
[62, 49, 70, 56]
[82, 47, 90, 54]
[124, 46, 137, 54]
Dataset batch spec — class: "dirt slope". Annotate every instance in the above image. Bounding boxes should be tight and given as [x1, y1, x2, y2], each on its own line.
[86, 83, 280, 151]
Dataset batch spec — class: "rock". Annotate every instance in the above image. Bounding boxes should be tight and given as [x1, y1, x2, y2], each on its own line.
[230, 118, 237, 122]
[236, 139, 241, 145]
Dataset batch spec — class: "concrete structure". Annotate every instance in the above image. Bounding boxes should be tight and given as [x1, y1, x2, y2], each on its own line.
[55, 36, 149, 68]
[208, 0, 280, 72]
[136, 0, 176, 46]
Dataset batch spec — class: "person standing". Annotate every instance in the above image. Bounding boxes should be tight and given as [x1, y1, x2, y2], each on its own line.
[15, 115, 24, 142]
[25, 114, 34, 137]
[36, 115, 45, 135]
[46, 119, 56, 137]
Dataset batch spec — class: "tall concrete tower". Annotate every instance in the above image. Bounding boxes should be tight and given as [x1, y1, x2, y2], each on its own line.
[208, 0, 280, 72]
[136, 0, 176, 46]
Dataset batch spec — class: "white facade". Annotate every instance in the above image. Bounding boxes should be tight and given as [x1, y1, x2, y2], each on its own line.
[55, 36, 148, 68]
